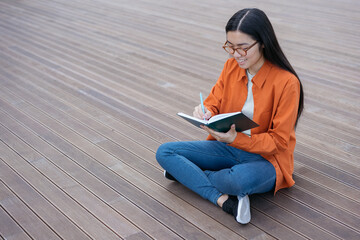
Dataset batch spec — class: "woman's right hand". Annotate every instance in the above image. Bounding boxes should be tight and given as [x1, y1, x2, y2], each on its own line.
[193, 104, 212, 120]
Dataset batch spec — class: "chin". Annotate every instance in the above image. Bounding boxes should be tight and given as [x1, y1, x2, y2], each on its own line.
[235, 58, 248, 68]
[237, 62, 248, 69]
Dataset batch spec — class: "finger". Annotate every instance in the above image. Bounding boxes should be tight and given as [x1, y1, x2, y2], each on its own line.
[225, 124, 237, 143]
[201, 125, 210, 132]
[203, 126, 221, 138]
[193, 105, 203, 119]
[201, 125, 214, 135]
[195, 104, 210, 120]
[199, 105, 207, 118]
[204, 108, 212, 120]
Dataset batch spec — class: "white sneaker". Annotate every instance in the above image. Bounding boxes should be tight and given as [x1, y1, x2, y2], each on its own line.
[235, 195, 251, 224]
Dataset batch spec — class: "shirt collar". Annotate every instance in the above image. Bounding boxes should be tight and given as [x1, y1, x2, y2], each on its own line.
[237, 60, 272, 88]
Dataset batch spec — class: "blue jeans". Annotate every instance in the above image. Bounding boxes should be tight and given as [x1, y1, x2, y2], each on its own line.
[156, 141, 276, 205]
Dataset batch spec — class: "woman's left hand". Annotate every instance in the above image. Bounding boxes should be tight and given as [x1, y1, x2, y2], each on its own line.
[201, 124, 237, 144]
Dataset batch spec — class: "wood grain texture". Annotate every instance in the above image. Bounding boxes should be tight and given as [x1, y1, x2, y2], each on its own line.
[0, 0, 359, 239]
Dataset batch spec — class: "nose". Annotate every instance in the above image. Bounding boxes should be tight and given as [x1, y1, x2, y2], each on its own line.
[232, 50, 242, 58]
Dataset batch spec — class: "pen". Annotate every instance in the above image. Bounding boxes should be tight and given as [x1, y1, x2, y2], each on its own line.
[200, 92, 206, 120]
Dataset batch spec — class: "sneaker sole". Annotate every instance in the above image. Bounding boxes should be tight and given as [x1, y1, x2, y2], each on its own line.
[236, 195, 251, 224]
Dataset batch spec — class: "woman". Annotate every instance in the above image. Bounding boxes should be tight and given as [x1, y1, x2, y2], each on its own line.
[156, 8, 304, 224]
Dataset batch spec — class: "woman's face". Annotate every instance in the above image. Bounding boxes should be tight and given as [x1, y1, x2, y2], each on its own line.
[225, 31, 265, 75]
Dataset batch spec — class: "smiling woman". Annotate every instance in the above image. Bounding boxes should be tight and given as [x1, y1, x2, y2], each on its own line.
[224, 31, 264, 75]
[156, 8, 304, 225]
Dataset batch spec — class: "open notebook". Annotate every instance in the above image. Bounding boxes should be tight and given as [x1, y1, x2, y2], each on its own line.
[177, 112, 259, 133]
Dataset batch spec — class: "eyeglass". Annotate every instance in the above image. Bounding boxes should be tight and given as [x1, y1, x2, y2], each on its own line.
[222, 41, 258, 56]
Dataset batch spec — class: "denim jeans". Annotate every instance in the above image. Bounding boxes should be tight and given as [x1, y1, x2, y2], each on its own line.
[156, 141, 276, 205]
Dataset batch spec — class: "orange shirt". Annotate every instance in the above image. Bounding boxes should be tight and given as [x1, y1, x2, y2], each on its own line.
[204, 58, 300, 193]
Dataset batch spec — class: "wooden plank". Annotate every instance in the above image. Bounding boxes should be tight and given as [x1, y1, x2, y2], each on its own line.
[0, 104, 183, 240]
[275, 188, 360, 239]
[294, 152, 360, 190]
[295, 144, 360, 178]
[300, 112, 360, 142]
[16, 0, 223, 78]
[3, 82, 159, 167]
[0, 127, 130, 239]
[0, 34, 202, 147]
[0, 159, 91, 240]
[248, 208, 306, 240]
[0, 42, 198, 141]
[0, 199, 32, 240]
[0, 27, 205, 140]
[1, 2, 358, 136]
[0, 180, 61, 239]
[251, 195, 338, 240]
[0, 103, 203, 239]
[0, 48, 184, 144]
[0, 51, 165, 151]
[0, 3, 205, 108]
[258, 192, 360, 240]
[124, 232, 152, 240]
[17, 0, 360, 94]
[298, 118, 360, 147]
[2, 77, 162, 164]
[294, 162, 360, 202]
[298, 126, 360, 160]
[293, 174, 360, 216]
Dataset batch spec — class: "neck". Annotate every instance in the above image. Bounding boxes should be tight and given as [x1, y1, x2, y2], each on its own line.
[248, 56, 265, 75]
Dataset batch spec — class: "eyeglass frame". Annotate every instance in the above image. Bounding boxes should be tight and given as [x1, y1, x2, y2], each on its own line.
[222, 40, 258, 56]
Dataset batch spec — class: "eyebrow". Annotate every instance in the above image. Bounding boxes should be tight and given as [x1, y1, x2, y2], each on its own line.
[226, 40, 249, 46]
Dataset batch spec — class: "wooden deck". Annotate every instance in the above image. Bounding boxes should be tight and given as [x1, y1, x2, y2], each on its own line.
[0, 0, 359, 239]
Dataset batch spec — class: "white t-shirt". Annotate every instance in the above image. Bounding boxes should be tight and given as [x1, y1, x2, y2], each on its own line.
[241, 70, 255, 136]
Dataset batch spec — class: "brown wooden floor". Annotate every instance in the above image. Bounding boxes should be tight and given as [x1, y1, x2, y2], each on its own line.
[0, 0, 359, 239]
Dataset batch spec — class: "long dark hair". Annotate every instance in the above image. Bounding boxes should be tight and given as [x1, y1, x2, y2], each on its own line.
[226, 8, 304, 127]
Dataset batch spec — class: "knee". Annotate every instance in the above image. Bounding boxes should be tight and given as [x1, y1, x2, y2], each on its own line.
[213, 168, 249, 194]
[156, 142, 175, 165]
